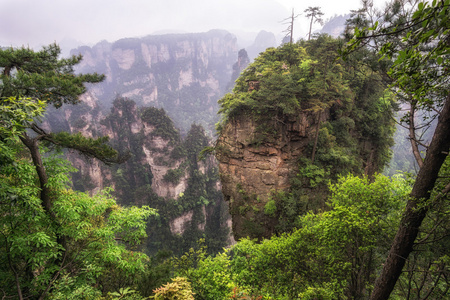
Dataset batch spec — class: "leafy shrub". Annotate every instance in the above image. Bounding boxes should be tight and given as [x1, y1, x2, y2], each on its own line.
[264, 199, 277, 217]
[152, 277, 194, 300]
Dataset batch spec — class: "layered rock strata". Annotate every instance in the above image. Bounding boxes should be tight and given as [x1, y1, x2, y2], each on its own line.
[216, 112, 324, 239]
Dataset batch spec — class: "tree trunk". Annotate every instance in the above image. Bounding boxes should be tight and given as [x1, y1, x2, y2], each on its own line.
[20, 133, 53, 215]
[6, 240, 23, 300]
[369, 95, 450, 300]
[20, 131, 67, 296]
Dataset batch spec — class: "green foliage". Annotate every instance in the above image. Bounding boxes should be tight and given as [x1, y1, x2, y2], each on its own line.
[165, 174, 410, 299]
[344, 2, 450, 297]
[298, 162, 328, 188]
[0, 139, 157, 298]
[377, 0, 450, 105]
[152, 277, 194, 300]
[0, 43, 104, 108]
[187, 252, 234, 300]
[217, 36, 359, 131]
[0, 97, 45, 139]
[263, 199, 277, 217]
[0, 44, 161, 299]
[141, 106, 180, 144]
[50, 131, 126, 165]
[183, 124, 210, 160]
[217, 43, 306, 129]
[136, 250, 174, 298]
[392, 157, 450, 299]
[171, 241, 236, 300]
[50, 281, 103, 300]
[107, 288, 143, 300]
[217, 36, 395, 236]
[163, 168, 185, 185]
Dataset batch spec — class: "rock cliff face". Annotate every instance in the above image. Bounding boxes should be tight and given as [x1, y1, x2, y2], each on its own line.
[42, 97, 231, 255]
[72, 30, 238, 134]
[216, 112, 325, 239]
[228, 49, 250, 91]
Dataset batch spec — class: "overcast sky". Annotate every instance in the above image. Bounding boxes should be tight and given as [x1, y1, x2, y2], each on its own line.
[0, 0, 385, 52]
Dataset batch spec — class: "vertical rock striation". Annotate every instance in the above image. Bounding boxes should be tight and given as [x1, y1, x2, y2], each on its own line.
[216, 112, 321, 240]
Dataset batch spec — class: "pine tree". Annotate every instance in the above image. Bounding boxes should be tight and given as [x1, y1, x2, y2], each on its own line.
[304, 7, 324, 41]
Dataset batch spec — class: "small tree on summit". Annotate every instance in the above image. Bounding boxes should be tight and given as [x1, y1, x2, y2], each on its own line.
[304, 7, 324, 40]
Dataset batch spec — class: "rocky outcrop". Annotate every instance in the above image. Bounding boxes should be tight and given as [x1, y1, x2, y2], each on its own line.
[216, 112, 323, 240]
[228, 49, 250, 91]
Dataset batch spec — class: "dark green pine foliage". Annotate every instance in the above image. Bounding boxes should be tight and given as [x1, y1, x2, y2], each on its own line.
[141, 106, 181, 144]
[101, 96, 156, 205]
[0, 43, 104, 107]
[0, 44, 122, 170]
[0, 44, 123, 219]
[0, 45, 154, 299]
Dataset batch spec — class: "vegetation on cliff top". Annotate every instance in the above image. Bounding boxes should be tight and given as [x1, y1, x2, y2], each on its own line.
[218, 34, 395, 170]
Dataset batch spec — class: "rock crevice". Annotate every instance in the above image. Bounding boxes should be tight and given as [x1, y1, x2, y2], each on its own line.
[216, 112, 318, 239]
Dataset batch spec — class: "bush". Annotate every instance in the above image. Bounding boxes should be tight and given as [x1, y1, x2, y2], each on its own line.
[152, 277, 194, 300]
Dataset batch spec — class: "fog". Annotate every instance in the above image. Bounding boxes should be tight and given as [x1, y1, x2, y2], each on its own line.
[0, 0, 383, 52]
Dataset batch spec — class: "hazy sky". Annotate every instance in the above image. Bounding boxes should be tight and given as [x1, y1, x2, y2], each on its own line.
[0, 0, 384, 51]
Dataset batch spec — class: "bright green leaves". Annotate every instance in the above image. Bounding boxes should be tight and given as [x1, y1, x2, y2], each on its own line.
[153, 277, 195, 299]
[0, 43, 156, 298]
[0, 142, 157, 298]
[158, 174, 410, 299]
[217, 36, 362, 140]
[349, 0, 450, 107]
[217, 43, 306, 129]
[327, 174, 410, 228]
[51, 187, 157, 275]
[0, 97, 46, 140]
[293, 174, 410, 297]
[1, 147, 60, 295]
[107, 204, 157, 245]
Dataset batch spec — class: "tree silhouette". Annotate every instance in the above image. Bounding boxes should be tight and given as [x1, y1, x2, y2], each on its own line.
[304, 7, 324, 40]
[281, 8, 300, 44]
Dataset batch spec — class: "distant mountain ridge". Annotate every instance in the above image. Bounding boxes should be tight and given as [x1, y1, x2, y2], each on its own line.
[71, 30, 236, 134]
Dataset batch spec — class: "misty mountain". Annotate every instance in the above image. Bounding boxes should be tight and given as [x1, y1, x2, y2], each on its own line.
[320, 14, 349, 38]
[246, 30, 277, 60]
